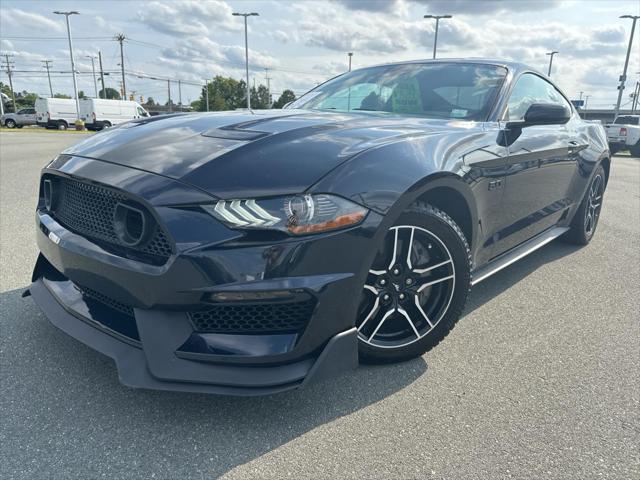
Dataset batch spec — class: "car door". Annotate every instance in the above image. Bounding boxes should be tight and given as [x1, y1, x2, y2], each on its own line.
[491, 73, 579, 257]
[24, 108, 36, 125]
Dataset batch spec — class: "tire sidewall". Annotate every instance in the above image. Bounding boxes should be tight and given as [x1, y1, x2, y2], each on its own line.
[358, 207, 471, 363]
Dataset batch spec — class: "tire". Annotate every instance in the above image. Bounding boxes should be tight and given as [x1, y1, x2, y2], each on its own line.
[356, 203, 471, 364]
[630, 142, 640, 158]
[16, 124, 23, 129]
[563, 164, 606, 245]
[5, 119, 16, 128]
[101, 121, 112, 130]
[57, 121, 68, 131]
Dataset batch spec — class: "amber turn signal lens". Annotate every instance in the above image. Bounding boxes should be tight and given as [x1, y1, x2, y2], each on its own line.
[287, 211, 366, 235]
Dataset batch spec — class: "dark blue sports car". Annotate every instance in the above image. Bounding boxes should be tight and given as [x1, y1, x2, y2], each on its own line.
[29, 59, 610, 395]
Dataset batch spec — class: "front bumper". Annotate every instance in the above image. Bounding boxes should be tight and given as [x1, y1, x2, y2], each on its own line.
[30, 277, 358, 395]
[31, 156, 382, 394]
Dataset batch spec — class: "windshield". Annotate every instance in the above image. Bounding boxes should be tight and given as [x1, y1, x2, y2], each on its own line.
[614, 116, 639, 125]
[290, 63, 507, 121]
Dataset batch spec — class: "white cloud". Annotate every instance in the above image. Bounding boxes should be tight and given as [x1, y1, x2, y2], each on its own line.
[0, 8, 64, 32]
[137, 0, 238, 37]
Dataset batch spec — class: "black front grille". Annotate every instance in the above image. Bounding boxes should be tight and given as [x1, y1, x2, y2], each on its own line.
[78, 284, 135, 317]
[45, 176, 174, 262]
[188, 299, 317, 334]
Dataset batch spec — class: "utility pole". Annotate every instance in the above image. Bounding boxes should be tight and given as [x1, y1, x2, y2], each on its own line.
[2, 54, 17, 112]
[264, 67, 271, 107]
[232, 12, 259, 109]
[424, 14, 452, 59]
[205, 79, 209, 112]
[348, 52, 353, 71]
[54, 11, 80, 121]
[178, 79, 182, 112]
[42, 60, 54, 97]
[546, 50, 558, 76]
[85, 56, 98, 98]
[614, 15, 640, 120]
[583, 95, 591, 119]
[98, 51, 105, 98]
[116, 34, 126, 100]
[632, 80, 640, 114]
[167, 79, 172, 112]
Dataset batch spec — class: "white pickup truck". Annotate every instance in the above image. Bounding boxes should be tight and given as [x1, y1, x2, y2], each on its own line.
[606, 115, 640, 156]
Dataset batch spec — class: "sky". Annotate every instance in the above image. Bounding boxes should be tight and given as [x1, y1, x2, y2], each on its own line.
[1, 0, 639, 109]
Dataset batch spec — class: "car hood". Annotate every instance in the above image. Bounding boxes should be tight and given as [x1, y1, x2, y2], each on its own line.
[64, 109, 476, 199]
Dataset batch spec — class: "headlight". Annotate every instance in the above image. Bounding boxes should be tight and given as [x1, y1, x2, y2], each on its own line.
[202, 194, 368, 235]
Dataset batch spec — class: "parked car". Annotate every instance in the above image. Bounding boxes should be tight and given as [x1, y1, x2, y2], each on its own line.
[2, 107, 36, 128]
[28, 59, 610, 395]
[35, 97, 78, 130]
[606, 115, 640, 156]
[79, 99, 149, 130]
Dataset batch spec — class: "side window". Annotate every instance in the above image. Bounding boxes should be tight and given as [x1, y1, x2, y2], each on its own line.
[17, 109, 27, 114]
[504, 73, 572, 122]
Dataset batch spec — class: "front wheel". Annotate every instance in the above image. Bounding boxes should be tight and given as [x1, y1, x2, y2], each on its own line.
[5, 119, 16, 128]
[356, 203, 471, 364]
[57, 121, 68, 131]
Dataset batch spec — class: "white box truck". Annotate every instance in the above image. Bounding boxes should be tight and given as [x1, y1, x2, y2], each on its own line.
[35, 98, 78, 130]
[80, 99, 149, 130]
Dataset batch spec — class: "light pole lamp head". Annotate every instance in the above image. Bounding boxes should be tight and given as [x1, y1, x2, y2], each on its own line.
[620, 15, 640, 19]
[546, 50, 559, 56]
[54, 11, 79, 15]
[424, 14, 452, 19]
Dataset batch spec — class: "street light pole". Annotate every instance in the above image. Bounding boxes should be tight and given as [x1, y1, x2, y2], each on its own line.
[232, 12, 259, 109]
[348, 52, 353, 71]
[546, 50, 558, 76]
[614, 15, 640, 119]
[424, 14, 452, 59]
[85, 56, 98, 98]
[54, 11, 80, 121]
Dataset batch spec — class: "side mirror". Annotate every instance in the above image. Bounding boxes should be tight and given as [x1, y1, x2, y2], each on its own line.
[522, 103, 571, 126]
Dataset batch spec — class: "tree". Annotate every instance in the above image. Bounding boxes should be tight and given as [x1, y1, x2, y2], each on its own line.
[197, 76, 248, 112]
[53, 93, 71, 99]
[273, 89, 296, 109]
[98, 87, 121, 100]
[145, 97, 156, 107]
[251, 84, 270, 109]
[78, 90, 87, 99]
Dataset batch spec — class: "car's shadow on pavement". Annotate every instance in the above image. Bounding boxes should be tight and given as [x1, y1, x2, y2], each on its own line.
[1, 239, 581, 479]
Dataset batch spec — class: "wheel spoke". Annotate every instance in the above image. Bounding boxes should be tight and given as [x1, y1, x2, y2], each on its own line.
[412, 258, 452, 275]
[397, 307, 420, 338]
[368, 308, 396, 341]
[387, 228, 399, 270]
[406, 227, 415, 269]
[413, 295, 434, 329]
[417, 274, 455, 293]
[358, 295, 381, 332]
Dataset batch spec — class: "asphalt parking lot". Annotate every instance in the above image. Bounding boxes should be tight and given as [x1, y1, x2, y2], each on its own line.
[1, 131, 638, 480]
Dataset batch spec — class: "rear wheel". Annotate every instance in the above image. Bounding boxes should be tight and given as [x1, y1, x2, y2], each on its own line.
[57, 121, 68, 131]
[563, 164, 606, 245]
[102, 121, 112, 130]
[5, 119, 16, 128]
[356, 203, 471, 363]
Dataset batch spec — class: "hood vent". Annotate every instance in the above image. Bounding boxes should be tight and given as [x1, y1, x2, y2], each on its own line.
[201, 127, 270, 141]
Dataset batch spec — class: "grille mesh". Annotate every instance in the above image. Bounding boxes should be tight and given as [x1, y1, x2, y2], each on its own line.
[189, 300, 317, 334]
[48, 176, 174, 261]
[78, 284, 135, 317]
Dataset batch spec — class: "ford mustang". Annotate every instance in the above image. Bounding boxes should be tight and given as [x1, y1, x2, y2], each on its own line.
[28, 59, 610, 395]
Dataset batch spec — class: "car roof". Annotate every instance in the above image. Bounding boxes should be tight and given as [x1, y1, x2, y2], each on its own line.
[359, 58, 541, 76]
